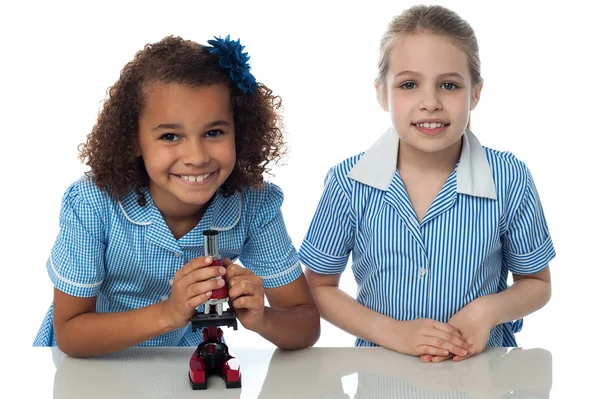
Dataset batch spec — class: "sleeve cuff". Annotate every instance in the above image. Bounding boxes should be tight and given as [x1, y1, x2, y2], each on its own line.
[504, 235, 556, 275]
[298, 239, 349, 275]
[260, 261, 302, 289]
[48, 254, 102, 298]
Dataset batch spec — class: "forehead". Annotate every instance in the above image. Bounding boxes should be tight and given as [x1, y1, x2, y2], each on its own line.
[140, 83, 232, 121]
[387, 32, 470, 78]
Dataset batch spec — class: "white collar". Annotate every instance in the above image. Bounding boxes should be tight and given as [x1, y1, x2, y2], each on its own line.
[347, 128, 497, 199]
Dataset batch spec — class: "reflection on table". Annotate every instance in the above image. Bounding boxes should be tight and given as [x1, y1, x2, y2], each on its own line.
[51, 346, 551, 398]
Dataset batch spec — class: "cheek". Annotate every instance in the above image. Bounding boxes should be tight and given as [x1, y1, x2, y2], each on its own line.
[389, 92, 411, 117]
[448, 95, 471, 119]
[140, 146, 173, 173]
[220, 140, 237, 171]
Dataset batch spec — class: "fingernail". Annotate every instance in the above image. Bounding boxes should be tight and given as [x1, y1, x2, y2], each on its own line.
[206, 256, 212, 264]
[462, 349, 468, 356]
[219, 267, 226, 274]
[217, 279, 225, 286]
[206, 291, 212, 297]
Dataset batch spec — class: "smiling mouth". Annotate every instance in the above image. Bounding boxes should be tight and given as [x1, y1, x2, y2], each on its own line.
[412, 122, 449, 128]
[176, 173, 212, 183]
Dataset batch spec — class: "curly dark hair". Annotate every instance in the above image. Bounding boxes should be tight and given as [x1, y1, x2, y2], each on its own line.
[78, 35, 286, 205]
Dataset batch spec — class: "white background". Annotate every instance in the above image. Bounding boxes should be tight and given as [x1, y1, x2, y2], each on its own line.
[1, 0, 598, 396]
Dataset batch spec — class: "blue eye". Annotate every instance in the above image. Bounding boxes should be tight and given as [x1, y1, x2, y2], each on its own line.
[159, 133, 180, 142]
[205, 129, 224, 138]
[400, 82, 416, 90]
[441, 82, 458, 90]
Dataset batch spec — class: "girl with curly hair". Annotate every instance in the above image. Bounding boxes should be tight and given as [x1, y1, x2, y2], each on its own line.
[33, 35, 320, 357]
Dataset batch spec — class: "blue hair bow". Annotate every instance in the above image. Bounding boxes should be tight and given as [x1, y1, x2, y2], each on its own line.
[206, 35, 258, 94]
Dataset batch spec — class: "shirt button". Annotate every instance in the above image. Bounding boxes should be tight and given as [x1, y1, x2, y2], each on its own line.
[160, 295, 169, 301]
[174, 252, 181, 257]
[418, 268, 427, 278]
[169, 278, 174, 286]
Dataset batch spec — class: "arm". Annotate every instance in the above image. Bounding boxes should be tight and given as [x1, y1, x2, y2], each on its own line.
[54, 257, 226, 358]
[305, 270, 396, 347]
[422, 267, 551, 362]
[225, 263, 320, 350]
[305, 269, 471, 357]
[260, 274, 320, 349]
[53, 289, 172, 357]
[477, 267, 551, 327]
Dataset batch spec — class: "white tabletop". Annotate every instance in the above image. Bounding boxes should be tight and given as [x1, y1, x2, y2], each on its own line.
[14, 346, 556, 398]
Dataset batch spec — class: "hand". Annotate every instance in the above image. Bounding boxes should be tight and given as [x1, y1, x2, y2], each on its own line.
[161, 256, 227, 329]
[420, 298, 493, 363]
[386, 318, 472, 358]
[224, 259, 266, 332]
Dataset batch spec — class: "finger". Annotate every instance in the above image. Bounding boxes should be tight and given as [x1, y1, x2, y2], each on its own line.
[225, 264, 253, 280]
[185, 291, 214, 310]
[453, 346, 477, 361]
[420, 354, 433, 362]
[177, 256, 214, 277]
[181, 266, 226, 286]
[230, 295, 263, 311]
[428, 328, 471, 352]
[227, 275, 262, 290]
[187, 277, 226, 297]
[432, 322, 467, 341]
[417, 345, 450, 357]
[425, 337, 469, 357]
[228, 280, 261, 301]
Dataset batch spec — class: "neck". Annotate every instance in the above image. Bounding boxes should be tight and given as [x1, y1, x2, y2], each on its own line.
[148, 184, 209, 223]
[397, 136, 463, 175]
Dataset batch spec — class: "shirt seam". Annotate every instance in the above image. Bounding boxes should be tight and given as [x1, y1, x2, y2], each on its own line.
[260, 261, 301, 280]
[50, 253, 103, 289]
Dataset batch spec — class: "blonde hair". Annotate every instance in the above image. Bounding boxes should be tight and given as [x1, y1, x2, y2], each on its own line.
[376, 5, 482, 104]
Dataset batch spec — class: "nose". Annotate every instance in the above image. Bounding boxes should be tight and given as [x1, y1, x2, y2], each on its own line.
[419, 86, 442, 112]
[181, 139, 210, 166]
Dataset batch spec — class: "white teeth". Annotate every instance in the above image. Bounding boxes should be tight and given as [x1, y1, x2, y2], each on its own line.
[181, 173, 210, 182]
[416, 122, 445, 128]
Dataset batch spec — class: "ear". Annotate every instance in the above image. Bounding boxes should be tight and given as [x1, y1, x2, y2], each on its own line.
[134, 139, 142, 157]
[470, 80, 483, 110]
[375, 81, 389, 112]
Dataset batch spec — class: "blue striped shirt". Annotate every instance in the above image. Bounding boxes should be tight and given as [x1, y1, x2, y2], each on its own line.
[33, 176, 302, 347]
[299, 128, 555, 347]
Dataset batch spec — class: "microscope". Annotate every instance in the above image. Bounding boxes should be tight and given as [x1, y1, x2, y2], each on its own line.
[188, 230, 241, 389]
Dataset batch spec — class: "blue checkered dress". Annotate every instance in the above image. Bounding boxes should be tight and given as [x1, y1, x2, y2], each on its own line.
[33, 176, 302, 347]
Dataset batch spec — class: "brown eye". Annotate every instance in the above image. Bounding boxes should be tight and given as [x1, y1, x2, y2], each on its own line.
[159, 133, 180, 142]
[205, 129, 224, 138]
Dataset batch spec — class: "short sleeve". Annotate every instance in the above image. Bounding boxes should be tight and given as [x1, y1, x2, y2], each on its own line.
[47, 181, 106, 297]
[502, 168, 556, 274]
[239, 183, 301, 289]
[298, 168, 354, 275]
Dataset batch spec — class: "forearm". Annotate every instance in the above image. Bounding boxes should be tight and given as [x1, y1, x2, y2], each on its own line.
[479, 276, 551, 326]
[56, 301, 173, 357]
[310, 284, 399, 349]
[255, 304, 320, 350]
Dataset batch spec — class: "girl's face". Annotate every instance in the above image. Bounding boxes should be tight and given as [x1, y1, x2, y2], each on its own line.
[378, 32, 482, 154]
[137, 83, 236, 215]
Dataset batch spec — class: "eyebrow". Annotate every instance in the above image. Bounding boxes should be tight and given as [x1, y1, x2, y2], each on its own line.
[152, 120, 231, 132]
[394, 70, 465, 81]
